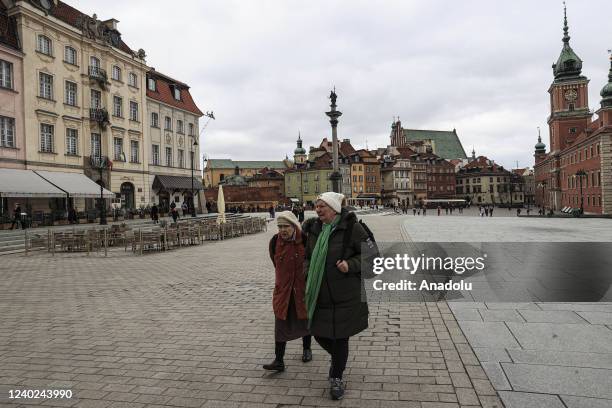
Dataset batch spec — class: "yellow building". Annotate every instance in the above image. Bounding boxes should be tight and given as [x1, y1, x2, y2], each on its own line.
[8, 0, 149, 209]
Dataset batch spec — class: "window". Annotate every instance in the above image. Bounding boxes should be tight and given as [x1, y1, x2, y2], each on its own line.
[90, 133, 101, 158]
[114, 137, 123, 160]
[152, 144, 160, 165]
[129, 101, 138, 121]
[173, 86, 181, 100]
[150, 112, 159, 127]
[65, 81, 77, 106]
[39, 72, 53, 99]
[66, 128, 78, 155]
[37, 35, 52, 55]
[0, 116, 15, 147]
[64, 46, 77, 65]
[188, 123, 194, 136]
[178, 149, 184, 168]
[130, 140, 139, 163]
[177, 120, 184, 134]
[0, 60, 13, 89]
[128, 72, 137, 87]
[569, 127, 577, 134]
[90, 89, 101, 109]
[111, 65, 121, 81]
[147, 77, 156, 91]
[90, 56, 100, 69]
[113, 96, 122, 117]
[165, 147, 172, 166]
[40, 124, 54, 153]
[164, 116, 172, 130]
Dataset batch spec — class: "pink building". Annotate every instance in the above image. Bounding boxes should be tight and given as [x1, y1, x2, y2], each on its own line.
[0, 6, 24, 169]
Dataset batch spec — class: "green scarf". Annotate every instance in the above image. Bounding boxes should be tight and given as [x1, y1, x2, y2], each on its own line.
[305, 215, 340, 324]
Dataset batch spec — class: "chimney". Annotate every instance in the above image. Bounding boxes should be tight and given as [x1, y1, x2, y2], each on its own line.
[103, 18, 120, 30]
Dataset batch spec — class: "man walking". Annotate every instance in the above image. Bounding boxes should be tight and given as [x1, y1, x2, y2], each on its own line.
[10, 203, 22, 230]
[263, 211, 312, 372]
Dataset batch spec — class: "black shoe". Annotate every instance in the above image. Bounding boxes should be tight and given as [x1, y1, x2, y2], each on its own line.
[262, 359, 285, 372]
[302, 349, 312, 363]
[329, 377, 345, 400]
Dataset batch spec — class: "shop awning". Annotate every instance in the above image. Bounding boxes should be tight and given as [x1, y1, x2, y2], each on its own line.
[35, 170, 114, 198]
[152, 175, 203, 191]
[0, 168, 66, 198]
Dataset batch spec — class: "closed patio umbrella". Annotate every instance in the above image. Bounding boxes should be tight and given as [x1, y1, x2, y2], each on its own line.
[217, 184, 226, 225]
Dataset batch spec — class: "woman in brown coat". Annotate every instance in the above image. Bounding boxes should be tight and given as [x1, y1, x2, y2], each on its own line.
[263, 211, 312, 372]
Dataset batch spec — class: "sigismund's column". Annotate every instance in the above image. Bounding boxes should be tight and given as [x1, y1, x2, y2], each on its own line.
[325, 89, 343, 193]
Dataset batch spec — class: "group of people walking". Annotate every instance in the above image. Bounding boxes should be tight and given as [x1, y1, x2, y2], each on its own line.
[265, 192, 372, 400]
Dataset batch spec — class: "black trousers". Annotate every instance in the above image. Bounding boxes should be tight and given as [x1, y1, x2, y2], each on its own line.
[275, 336, 312, 361]
[315, 336, 349, 379]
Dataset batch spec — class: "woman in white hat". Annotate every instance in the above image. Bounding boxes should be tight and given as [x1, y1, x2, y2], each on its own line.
[303, 192, 370, 400]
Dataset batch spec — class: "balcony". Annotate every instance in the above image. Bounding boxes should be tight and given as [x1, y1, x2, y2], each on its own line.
[89, 66, 108, 90]
[89, 108, 110, 129]
[88, 155, 112, 170]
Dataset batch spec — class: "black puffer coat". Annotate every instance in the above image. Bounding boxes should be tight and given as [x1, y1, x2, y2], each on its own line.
[303, 209, 369, 339]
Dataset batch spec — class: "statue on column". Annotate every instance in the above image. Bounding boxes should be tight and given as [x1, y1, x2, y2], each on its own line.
[329, 89, 337, 105]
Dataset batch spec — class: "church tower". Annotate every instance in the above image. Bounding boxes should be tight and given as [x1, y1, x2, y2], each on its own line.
[293, 133, 307, 166]
[547, 3, 591, 153]
[596, 54, 612, 127]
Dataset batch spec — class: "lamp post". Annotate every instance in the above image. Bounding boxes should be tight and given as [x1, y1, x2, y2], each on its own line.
[190, 136, 198, 217]
[97, 143, 107, 225]
[576, 169, 586, 215]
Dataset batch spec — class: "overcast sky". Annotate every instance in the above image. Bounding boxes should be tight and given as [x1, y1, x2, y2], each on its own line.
[78, 0, 612, 169]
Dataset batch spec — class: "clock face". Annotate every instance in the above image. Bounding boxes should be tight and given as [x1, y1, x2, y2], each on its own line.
[564, 89, 578, 102]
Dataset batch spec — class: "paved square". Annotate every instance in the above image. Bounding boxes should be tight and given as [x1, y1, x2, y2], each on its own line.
[1, 210, 611, 407]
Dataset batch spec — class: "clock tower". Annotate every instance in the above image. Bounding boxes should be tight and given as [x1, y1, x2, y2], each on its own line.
[547, 3, 591, 153]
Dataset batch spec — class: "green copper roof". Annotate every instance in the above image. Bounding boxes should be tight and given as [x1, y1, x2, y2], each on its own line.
[601, 57, 612, 107]
[552, 4, 583, 82]
[207, 159, 288, 169]
[402, 129, 467, 159]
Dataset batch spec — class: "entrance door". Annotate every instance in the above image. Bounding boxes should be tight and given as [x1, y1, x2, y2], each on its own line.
[158, 191, 170, 213]
[120, 182, 135, 209]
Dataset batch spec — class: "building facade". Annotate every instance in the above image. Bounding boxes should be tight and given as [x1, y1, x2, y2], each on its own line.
[204, 159, 289, 188]
[146, 69, 203, 213]
[457, 156, 523, 206]
[6, 0, 149, 212]
[533, 6, 612, 214]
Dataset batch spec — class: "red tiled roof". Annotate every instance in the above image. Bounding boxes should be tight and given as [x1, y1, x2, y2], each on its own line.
[0, 7, 20, 50]
[52, 1, 134, 54]
[147, 70, 203, 116]
[396, 147, 416, 159]
[339, 140, 356, 156]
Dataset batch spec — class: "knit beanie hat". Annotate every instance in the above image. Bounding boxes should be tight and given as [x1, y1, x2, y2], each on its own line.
[316, 192, 344, 213]
[277, 211, 301, 230]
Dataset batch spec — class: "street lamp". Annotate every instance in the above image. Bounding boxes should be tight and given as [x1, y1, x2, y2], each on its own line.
[190, 136, 198, 217]
[576, 169, 586, 215]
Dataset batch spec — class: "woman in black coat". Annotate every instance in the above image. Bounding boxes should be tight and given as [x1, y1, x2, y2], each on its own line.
[303, 192, 370, 400]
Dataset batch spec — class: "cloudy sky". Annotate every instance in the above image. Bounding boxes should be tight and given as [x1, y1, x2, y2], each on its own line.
[79, 0, 612, 169]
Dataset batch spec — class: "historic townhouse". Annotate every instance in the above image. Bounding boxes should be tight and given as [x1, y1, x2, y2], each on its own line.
[146, 69, 203, 213]
[0, 4, 23, 171]
[3, 0, 149, 212]
[534, 6, 612, 214]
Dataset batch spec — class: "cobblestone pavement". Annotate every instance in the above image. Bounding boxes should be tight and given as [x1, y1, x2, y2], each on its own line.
[0, 214, 504, 408]
[402, 214, 612, 408]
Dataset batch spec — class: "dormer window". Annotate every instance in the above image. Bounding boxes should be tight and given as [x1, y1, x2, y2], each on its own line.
[173, 86, 181, 100]
[147, 77, 156, 91]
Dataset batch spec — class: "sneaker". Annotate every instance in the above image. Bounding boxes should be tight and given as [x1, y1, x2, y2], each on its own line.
[329, 377, 345, 400]
[262, 359, 285, 372]
[302, 349, 312, 363]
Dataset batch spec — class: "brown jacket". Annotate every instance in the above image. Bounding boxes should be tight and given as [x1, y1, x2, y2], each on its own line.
[269, 232, 307, 320]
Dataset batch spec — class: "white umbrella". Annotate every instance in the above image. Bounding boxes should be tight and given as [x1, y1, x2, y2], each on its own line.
[217, 184, 226, 224]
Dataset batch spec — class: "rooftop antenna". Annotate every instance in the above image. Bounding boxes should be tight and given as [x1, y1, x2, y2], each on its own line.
[365, 137, 369, 150]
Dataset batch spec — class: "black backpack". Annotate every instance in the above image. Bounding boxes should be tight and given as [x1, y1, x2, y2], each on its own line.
[342, 218, 380, 279]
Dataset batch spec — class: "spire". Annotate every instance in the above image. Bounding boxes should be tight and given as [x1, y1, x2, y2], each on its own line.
[600, 52, 612, 108]
[552, 2, 583, 81]
[562, 1, 570, 44]
[294, 130, 306, 155]
[535, 126, 546, 152]
[471, 147, 475, 159]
